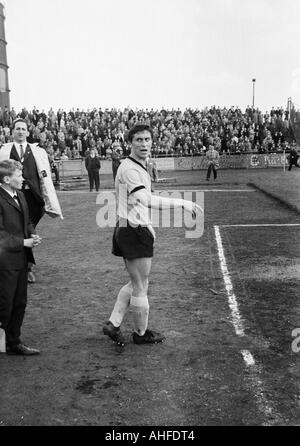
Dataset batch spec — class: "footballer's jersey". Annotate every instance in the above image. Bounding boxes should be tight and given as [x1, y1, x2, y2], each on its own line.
[115, 156, 152, 226]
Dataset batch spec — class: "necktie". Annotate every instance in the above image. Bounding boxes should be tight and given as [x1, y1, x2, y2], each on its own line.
[20, 144, 24, 161]
[13, 194, 20, 208]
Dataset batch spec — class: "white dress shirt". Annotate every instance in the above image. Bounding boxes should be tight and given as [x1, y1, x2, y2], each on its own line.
[0, 185, 20, 205]
[14, 142, 27, 161]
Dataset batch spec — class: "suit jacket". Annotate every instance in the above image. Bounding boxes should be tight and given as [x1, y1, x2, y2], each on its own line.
[111, 149, 122, 170]
[10, 144, 44, 205]
[85, 155, 101, 171]
[0, 187, 35, 270]
[0, 143, 63, 219]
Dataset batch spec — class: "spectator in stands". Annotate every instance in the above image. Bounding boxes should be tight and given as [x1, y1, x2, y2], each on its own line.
[48, 152, 60, 184]
[53, 148, 61, 160]
[262, 131, 275, 153]
[0, 105, 297, 159]
[111, 141, 123, 181]
[73, 136, 82, 155]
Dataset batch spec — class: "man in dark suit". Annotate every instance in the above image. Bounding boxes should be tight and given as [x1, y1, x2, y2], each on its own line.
[288, 143, 300, 171]
[111, 143, 122, 182]
[10, 119, 45, 225]
[0, 160, 42, 355]
[85, 148, 101, 191]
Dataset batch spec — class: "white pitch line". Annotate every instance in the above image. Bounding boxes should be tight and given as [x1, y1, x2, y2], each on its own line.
[155, 189, 256, 193]
[215, 226, 282, 424]
[58, 189, 255, 194]
[98, 189, 255, 193]
[241, 350, 255, 367]
[241, 350, 281, 425]
[221, 224, 300, 227]
[214, 225, 245, 337]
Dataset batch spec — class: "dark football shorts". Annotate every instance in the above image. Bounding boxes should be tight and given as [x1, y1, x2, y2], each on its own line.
[112, 223, 154, 259]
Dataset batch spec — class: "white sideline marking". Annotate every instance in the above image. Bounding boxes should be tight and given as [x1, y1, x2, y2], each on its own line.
[214, 225, 245, 337]
[102, 189, 255, 193]
[221, 224, 300, 227]
[241, 350, 279, 425]
[155, 189, 255, 193]
[214, 226, 281, 424]
[58, 188, 255, 194]
[241, 350, 255, 367]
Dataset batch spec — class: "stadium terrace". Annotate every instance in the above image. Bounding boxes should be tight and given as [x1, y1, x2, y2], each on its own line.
[0, 106, 298, 162]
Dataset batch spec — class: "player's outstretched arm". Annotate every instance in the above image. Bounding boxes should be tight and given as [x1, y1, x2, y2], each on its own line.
[132, 189, 203, 217]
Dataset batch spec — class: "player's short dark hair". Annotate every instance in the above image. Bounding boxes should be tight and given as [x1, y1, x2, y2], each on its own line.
[127, 123, 153, 143]
[0, 160, 22, 182]
[12, 118, 28, 130]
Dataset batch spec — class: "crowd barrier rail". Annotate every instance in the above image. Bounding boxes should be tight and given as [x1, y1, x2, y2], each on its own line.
[55, 153, 289, 178]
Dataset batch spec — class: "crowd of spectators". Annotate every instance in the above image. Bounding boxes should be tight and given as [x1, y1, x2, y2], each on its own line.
[0, 105, 297, 160]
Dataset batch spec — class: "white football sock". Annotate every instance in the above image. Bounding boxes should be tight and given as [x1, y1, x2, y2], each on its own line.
[109, 283, 132, 327]
[130, 295, 149, 336]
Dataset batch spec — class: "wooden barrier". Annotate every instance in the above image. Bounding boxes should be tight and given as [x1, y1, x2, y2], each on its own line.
[57, 159, 113, 178]
[56, 153, 289, 179]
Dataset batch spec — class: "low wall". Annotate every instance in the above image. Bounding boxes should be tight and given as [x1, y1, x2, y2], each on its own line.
[56, 153, 289, 178]
[57, 159, 113, 178]
[164, 154, 288, 170]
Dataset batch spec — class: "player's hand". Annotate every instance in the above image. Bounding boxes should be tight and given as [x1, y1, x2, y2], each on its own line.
[147, 225, 156, 241]
[183, 201, 203, 218]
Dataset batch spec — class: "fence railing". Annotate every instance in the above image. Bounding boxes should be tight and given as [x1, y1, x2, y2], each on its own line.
[54, 152, 291, 179]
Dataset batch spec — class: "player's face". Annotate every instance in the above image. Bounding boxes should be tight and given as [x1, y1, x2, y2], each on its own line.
[130, 131, 152, 162]
[13, 122, 29, 143]
[6, 169, 24, 191]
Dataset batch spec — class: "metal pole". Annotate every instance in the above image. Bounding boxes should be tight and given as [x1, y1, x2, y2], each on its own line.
[0, 3, 10, 109]
[252, 78, 256, 109]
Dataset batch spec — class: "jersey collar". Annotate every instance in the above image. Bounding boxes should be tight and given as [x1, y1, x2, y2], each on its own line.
[128, 156, 148, 172]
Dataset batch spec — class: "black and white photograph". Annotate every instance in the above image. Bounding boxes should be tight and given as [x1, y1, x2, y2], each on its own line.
[0, 0, 299, 429]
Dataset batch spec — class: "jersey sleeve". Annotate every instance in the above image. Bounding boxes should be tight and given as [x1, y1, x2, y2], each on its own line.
[120, 168, 146, 195]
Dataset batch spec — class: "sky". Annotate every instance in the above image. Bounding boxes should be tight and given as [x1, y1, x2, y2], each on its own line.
[2, 0, 300, 112]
